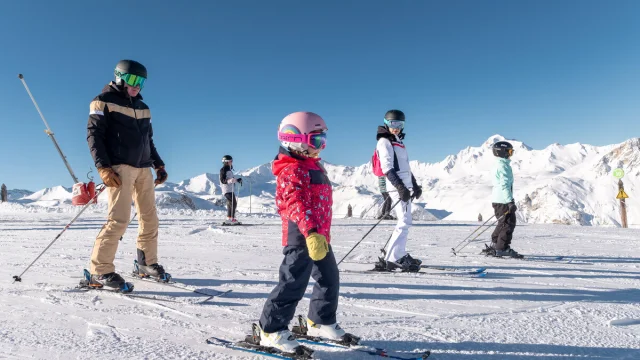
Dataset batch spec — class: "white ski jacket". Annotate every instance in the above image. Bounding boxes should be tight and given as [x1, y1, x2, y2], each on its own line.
[376, 135, 413, 190]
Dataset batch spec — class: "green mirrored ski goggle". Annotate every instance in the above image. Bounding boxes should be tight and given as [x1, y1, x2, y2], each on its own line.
[118, 73, 146, 89]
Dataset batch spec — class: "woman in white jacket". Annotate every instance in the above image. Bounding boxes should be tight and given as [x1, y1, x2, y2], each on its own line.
[374, 110, 423, 272]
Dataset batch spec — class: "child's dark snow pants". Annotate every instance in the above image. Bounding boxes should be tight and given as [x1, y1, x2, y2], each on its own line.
[259, 245, 339, 333]
[491, 203, 517, 250]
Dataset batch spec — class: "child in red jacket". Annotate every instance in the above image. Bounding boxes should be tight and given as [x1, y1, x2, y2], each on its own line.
[252, 112, 354, 356]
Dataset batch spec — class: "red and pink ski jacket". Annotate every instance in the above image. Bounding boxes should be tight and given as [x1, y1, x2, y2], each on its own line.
[271, 147, 333, 246]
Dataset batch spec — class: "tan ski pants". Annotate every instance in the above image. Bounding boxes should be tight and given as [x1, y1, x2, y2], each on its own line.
[90, 164, 159, 274]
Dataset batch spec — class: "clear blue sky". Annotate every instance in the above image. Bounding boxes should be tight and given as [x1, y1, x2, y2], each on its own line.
[1, 0, 638, 190]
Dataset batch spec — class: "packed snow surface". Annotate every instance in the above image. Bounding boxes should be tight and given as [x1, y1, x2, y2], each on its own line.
[1, 208, 639, 359]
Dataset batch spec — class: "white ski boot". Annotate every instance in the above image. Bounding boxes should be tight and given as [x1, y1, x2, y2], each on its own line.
[259, 327, 301, 354]
[306, 318, 346, 341]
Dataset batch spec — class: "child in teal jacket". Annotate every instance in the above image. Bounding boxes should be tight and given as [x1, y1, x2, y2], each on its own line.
[485, 141, 522, 258]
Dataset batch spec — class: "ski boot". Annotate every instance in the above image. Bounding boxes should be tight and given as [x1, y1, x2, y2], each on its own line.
[306, 318, 360, 345]
[386, 254, 421, 272]
[133, 260, 172, 282]
[480, 243, 496, 256]
[495, 247, 524, 259]
[404, 253, 423, 266]
[248, 323, 313, 358]
[292, 315, 360, 346]
[79, 269, 134, 293]
[222, 218, 241, 226]
[373, 257, 389, 271]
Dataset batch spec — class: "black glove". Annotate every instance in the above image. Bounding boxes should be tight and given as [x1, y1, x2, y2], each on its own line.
[154, 166, 168, 185]
[386, 169, 411, 202]
[397, 185, 411, 202]
[412, 186, 422, 200]
[237, 178, 243, 185]
[411, 174, 422, 200]
[508, 202, 517, 214]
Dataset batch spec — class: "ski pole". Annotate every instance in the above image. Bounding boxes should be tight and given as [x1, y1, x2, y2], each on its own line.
[450, 214, 496, 254]
[452, 212, 507, 256]
[379, 231, 394, 256]
[337, 199, 402, 266]
[12, 185, 106, 283]
[361, 196, 383, 219]
[18, 74, 79, 184]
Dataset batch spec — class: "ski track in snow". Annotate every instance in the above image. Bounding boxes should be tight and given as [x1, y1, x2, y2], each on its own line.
[1, 213, 640, 359]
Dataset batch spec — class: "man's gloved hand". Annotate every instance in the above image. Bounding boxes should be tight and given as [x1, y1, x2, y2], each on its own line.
[508, 202, 518, 214]
[306, 232, 329, 261]
[412, 186, 423, 200]
[397, 185, 412, 202]
[237, 178, 243, 185]
[98, 167, 122, 188]
[154, 166, 168, 185]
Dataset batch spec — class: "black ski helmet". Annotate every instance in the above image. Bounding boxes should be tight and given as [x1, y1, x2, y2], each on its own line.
[384, 109, 405, 121]
[222, 155, 233, 163]
[114, 60, 147, 80]
[492, 141, 514, 158]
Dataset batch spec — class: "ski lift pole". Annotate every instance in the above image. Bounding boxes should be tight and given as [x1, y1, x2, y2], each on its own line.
[18, 74, 79, 184]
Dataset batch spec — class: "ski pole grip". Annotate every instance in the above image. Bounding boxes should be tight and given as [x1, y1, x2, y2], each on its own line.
[18, 74, 24, 79]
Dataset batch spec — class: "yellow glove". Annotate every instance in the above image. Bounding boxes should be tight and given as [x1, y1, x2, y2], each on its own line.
[306, 233, 329, 261]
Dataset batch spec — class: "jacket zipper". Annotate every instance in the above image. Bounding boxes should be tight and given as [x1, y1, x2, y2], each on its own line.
[130, 97, 146, 168]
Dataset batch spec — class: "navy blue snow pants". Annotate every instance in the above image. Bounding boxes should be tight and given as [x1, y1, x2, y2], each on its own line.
[259, 245, 339, 333]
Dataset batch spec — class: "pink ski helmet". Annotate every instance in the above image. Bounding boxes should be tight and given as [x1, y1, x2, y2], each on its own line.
[278, 112, 328, 153]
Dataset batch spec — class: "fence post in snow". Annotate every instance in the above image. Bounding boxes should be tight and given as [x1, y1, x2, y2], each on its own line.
[1, 184, 6, 202]
[617, 179, 628, 228]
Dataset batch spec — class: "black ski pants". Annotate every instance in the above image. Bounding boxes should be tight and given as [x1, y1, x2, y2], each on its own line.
[491, 203, 517, 250]
[224, 192, 237, 218]
[259, 245, 339, 333]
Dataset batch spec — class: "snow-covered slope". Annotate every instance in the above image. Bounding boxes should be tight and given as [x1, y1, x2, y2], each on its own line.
[6, 135, 638, 226]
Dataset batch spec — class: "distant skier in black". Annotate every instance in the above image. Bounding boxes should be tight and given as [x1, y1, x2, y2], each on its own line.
[219, 155, 242, 224]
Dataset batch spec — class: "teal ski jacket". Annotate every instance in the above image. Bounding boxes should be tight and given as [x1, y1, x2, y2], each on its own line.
[492, 158, 514, 204]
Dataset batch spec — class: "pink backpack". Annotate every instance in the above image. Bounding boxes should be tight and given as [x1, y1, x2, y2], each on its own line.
[372, 141, 399, 177]
[371, 150, 385, 177]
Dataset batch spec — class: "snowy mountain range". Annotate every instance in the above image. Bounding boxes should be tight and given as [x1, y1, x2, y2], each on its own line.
[3, 135, 637, 226]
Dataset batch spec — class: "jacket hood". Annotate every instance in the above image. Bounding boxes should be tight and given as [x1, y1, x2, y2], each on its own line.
[102, 81, 144, 100]
[376, 126, 405, 141]
[272, 146, 322, 176]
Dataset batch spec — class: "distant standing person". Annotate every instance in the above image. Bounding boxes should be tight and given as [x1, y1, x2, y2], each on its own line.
[219, 155, 242, 225]
[482, 141, 522, 258]
[86, 59, 170, 293]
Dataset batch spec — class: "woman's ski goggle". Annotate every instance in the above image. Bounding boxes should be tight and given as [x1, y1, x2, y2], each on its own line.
[119, 73, 147, 89]
[278, 131, 327, 150]
[384, 119, 405, 129]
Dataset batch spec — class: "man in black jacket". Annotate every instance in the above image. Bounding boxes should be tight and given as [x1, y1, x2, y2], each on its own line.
[86, 60, 170, 292]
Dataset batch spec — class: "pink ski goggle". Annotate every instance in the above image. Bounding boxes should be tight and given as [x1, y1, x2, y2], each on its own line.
[278, 131, 327, 150]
